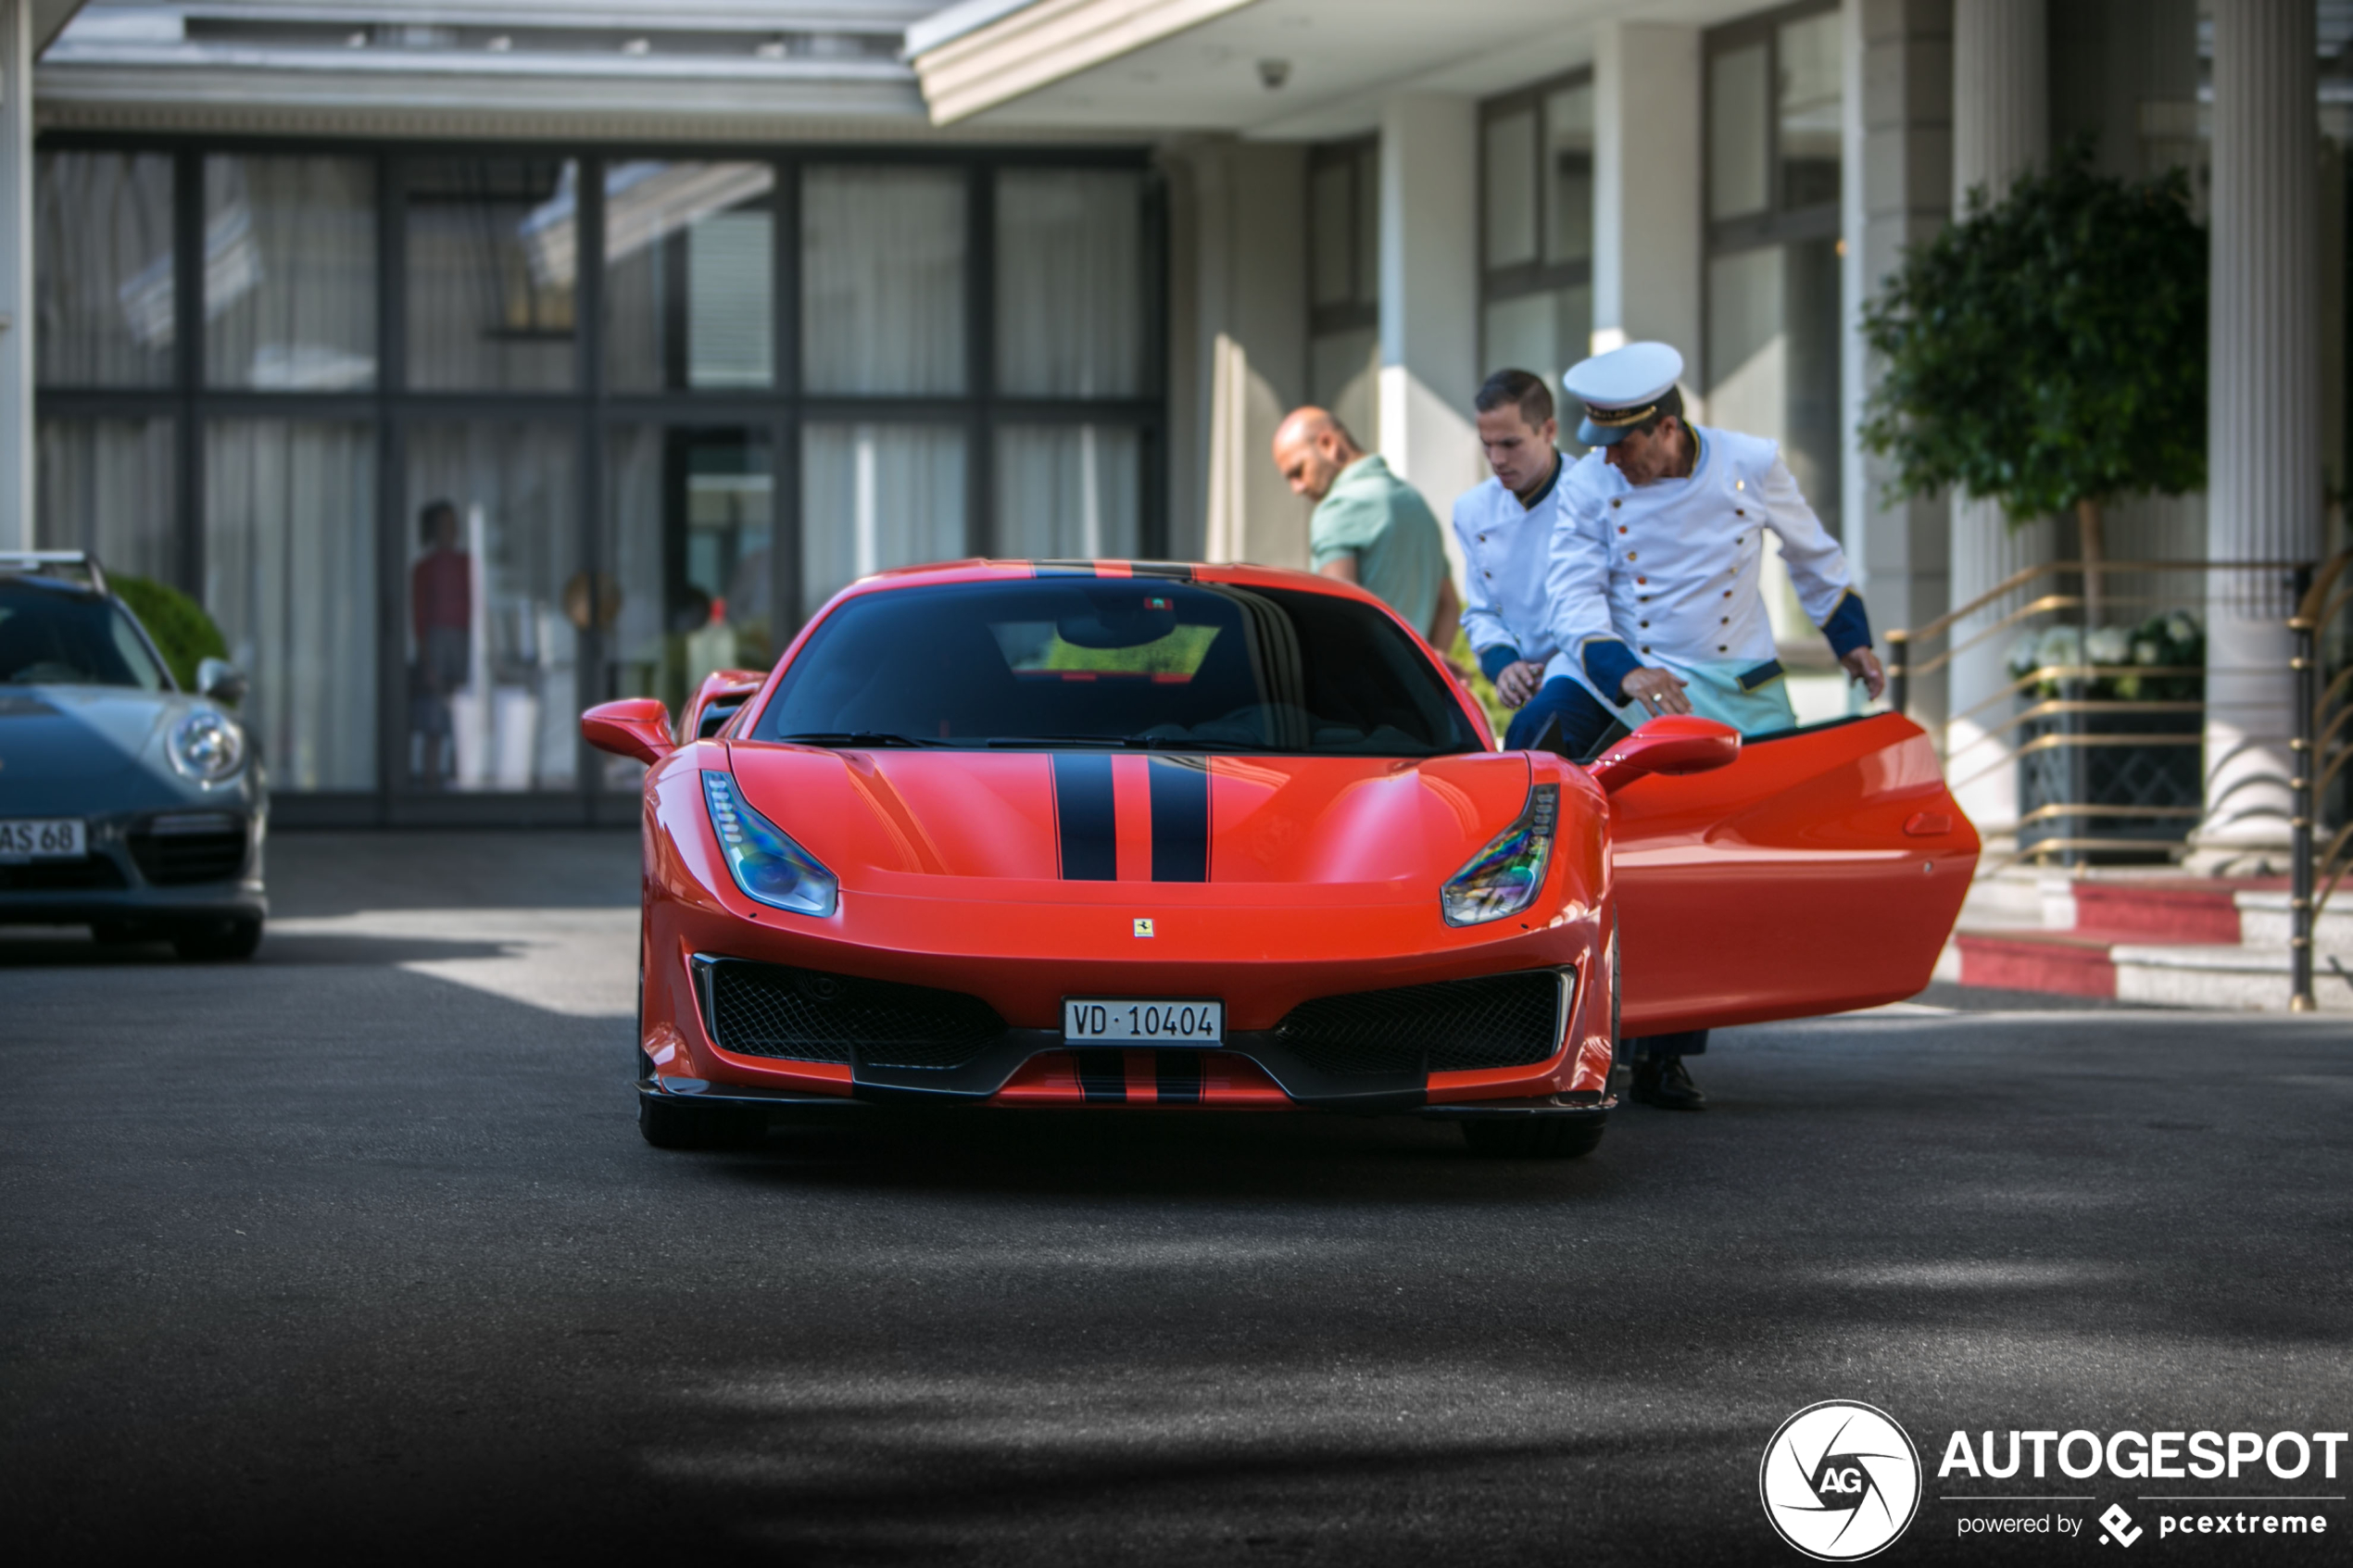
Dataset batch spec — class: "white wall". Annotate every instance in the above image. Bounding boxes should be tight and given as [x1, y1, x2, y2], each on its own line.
[0, 0, 31, 549]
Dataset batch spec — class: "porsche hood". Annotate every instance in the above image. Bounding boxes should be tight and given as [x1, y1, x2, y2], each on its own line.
[723, 744, 1540, 891]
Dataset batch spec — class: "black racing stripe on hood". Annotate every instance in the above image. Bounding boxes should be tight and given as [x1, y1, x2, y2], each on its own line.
[1051, 751, 1117, 880]
[1148, 755, 1208, 883]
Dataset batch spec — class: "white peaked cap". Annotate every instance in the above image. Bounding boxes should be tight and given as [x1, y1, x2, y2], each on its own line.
[1562, 341, 1685, 446]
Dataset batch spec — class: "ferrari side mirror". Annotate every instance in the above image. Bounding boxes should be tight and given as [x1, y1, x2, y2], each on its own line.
[1587, 715, 1742, 795]
[582, 697, 675, 765]
[195, 657, 247, 706]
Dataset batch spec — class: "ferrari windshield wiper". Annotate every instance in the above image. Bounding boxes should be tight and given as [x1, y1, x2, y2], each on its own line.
[982, 734, 1158, 749]
[774, 731, 939, 748]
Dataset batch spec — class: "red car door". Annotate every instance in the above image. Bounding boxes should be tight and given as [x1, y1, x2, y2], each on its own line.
[1605, 712, 1979, 1035]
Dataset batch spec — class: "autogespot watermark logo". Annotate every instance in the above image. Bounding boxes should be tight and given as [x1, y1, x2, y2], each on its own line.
[1760, 1400, 1924, 1561]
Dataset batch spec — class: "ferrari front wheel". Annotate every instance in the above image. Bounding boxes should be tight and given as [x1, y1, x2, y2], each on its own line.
[1460, 1118, 1605, 1160]
[637, 1095, 765, 1150]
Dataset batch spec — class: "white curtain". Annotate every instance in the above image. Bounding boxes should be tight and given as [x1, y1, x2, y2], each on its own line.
[36, 419, 179, 583]
[405, 161, 577, 392]
[204, 156, 376, 392]
[203, 421, 377, 792]
[33, 152, 176, 386]
[800, 425, 966, 619]
[995, 426, 1140, 560]
[801, 168, 965, 395]
[996, 169, 1143, 397]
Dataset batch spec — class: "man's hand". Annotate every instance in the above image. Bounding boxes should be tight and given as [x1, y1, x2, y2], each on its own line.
[1495, 659, 1544, 708]
[1842, 646, 1886, 702]
[1620, 667, 1692, 717]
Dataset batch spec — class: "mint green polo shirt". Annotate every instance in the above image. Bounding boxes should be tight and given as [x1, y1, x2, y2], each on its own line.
[1308, 454, 1448, 634]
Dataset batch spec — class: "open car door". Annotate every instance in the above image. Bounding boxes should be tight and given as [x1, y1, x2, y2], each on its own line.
[1603, 712, 1979, 1035]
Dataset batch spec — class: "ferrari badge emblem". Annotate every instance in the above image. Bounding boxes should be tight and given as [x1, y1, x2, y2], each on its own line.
[1133, 918, 1155, 938]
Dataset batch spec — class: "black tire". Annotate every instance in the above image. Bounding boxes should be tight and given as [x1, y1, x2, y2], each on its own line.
[637, 1095, 764, 1150]
[172, 916, 262, 962]
[1460, 1117, 1606, 1160]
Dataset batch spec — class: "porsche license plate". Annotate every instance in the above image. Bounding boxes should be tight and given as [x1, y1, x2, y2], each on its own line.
[0, 818, 85, 862]
[1063, 998, 1224, 1045]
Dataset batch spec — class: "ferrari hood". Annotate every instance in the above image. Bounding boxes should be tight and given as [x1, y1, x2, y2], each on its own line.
[724, 744, 1533, 889]
[0, 686, 175, 785]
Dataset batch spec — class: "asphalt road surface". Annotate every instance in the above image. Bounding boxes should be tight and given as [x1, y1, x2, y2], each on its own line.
[6, 833, 2349, 1565]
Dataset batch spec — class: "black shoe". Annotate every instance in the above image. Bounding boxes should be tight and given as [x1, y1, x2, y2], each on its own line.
[1631, 1055, 1708, 1111]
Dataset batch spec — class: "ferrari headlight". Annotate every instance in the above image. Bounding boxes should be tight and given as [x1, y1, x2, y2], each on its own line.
[168, 709, 245, 784]
[1441, 784, 1557, 926]
[702, 771, 837, 918]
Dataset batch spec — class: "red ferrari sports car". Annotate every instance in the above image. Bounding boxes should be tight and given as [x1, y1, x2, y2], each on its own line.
[583, 558, 1977, 1158]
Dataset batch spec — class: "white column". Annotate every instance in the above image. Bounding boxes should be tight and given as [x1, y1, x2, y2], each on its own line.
[1944, 0, 2049, 837]
[1376, 93, 1480, 566]
[2196, 0, 2322, 870]
[0, 0, 32, 550]
[1846, 0, 1954, 736]
[1592, 21, 1701, 370]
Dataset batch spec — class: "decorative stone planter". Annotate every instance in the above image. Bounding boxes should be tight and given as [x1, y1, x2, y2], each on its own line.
[2017, 707, 2203, 863]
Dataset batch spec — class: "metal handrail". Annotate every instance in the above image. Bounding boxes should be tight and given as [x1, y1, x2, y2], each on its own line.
[1887, 557, 2309, 656]
[2290, 548, 2353, 1011]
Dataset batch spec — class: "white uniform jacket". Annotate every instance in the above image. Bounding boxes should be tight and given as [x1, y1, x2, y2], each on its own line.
[1451, 458, 1566, 683]
[1542, 426, 1868, 705]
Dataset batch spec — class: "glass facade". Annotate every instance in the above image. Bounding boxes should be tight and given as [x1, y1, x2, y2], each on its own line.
[32, 141, 1164, 821]
[1704, 0, 1845, 646]
[1479, 72, 1595, 431]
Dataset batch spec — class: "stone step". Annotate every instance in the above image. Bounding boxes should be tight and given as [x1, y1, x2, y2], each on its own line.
[2113, 943, 2353, 1012]
[2234, 892, 2353, 953]
[1951, 930, 2124, 998]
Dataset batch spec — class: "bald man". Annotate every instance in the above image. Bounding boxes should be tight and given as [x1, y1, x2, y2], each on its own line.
[1271, 407, 1459, 650]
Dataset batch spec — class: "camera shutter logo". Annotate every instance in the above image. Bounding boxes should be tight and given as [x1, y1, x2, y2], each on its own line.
[1759, 1400, 1922, 1560]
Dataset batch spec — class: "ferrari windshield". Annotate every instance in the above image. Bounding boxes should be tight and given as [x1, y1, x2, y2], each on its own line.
[753, 577, 1483, 757]
[0, 582, 170, 690]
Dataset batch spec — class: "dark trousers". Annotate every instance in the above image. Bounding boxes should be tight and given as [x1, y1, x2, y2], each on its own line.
[1630, 1029, 1708, 1061]
[1503, 675, 1624, 758]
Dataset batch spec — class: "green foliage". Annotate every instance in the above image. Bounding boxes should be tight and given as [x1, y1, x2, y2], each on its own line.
[1858, 140, 2207, 522]
[1040, 624, 1220, 675]
[111, 574, 229, 693]
[1449, 626, 1513, 736]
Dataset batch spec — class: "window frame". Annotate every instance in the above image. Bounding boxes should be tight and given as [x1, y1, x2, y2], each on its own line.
[1478, 67, 1596, 311]
[1702, 0, 1843, 258]
[32, 132, 1169, 822]
[1305, 135, 1378, 339]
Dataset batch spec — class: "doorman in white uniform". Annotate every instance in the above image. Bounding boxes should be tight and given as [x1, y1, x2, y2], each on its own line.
[1538, 340, 1886, 1110]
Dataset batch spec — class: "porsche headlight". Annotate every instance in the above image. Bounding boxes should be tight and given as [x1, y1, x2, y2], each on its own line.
[1441, 784, 1557, 927]
[168, 709, 245, 784]
[702, 771, 837, 918]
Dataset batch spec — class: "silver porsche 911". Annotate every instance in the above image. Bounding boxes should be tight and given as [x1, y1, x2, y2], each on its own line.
[0, 552, 266, 960]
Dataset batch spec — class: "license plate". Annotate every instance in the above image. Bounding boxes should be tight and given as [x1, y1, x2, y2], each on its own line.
[0, 818, 84, 862]
[1063, 998, 1224, 1045]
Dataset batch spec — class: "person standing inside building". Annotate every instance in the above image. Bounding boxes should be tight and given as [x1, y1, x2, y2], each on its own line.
[1453, 369, 1579, 750]
[409, 499, 471, 787]
[1540, 340, 1885, 1111]
[1270, 407, 1460, 653]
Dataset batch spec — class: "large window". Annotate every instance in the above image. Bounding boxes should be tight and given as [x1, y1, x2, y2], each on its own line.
[1306, 137, 1380, 448]
[1704, 2, 1843, 538]
[1479, 71, 1595, 427]
[32, 141, 1164, 820]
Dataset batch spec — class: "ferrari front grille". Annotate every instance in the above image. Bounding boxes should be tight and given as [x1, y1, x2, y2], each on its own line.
[702, 958, 1006, 1069]
[1274, 970, 1565, 1076]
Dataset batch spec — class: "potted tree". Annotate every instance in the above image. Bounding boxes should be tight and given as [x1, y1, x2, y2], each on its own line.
[1859, 140, 2208, 857]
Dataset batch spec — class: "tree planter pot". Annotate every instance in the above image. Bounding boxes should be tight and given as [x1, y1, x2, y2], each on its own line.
[2016, 705, 2203, 864]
